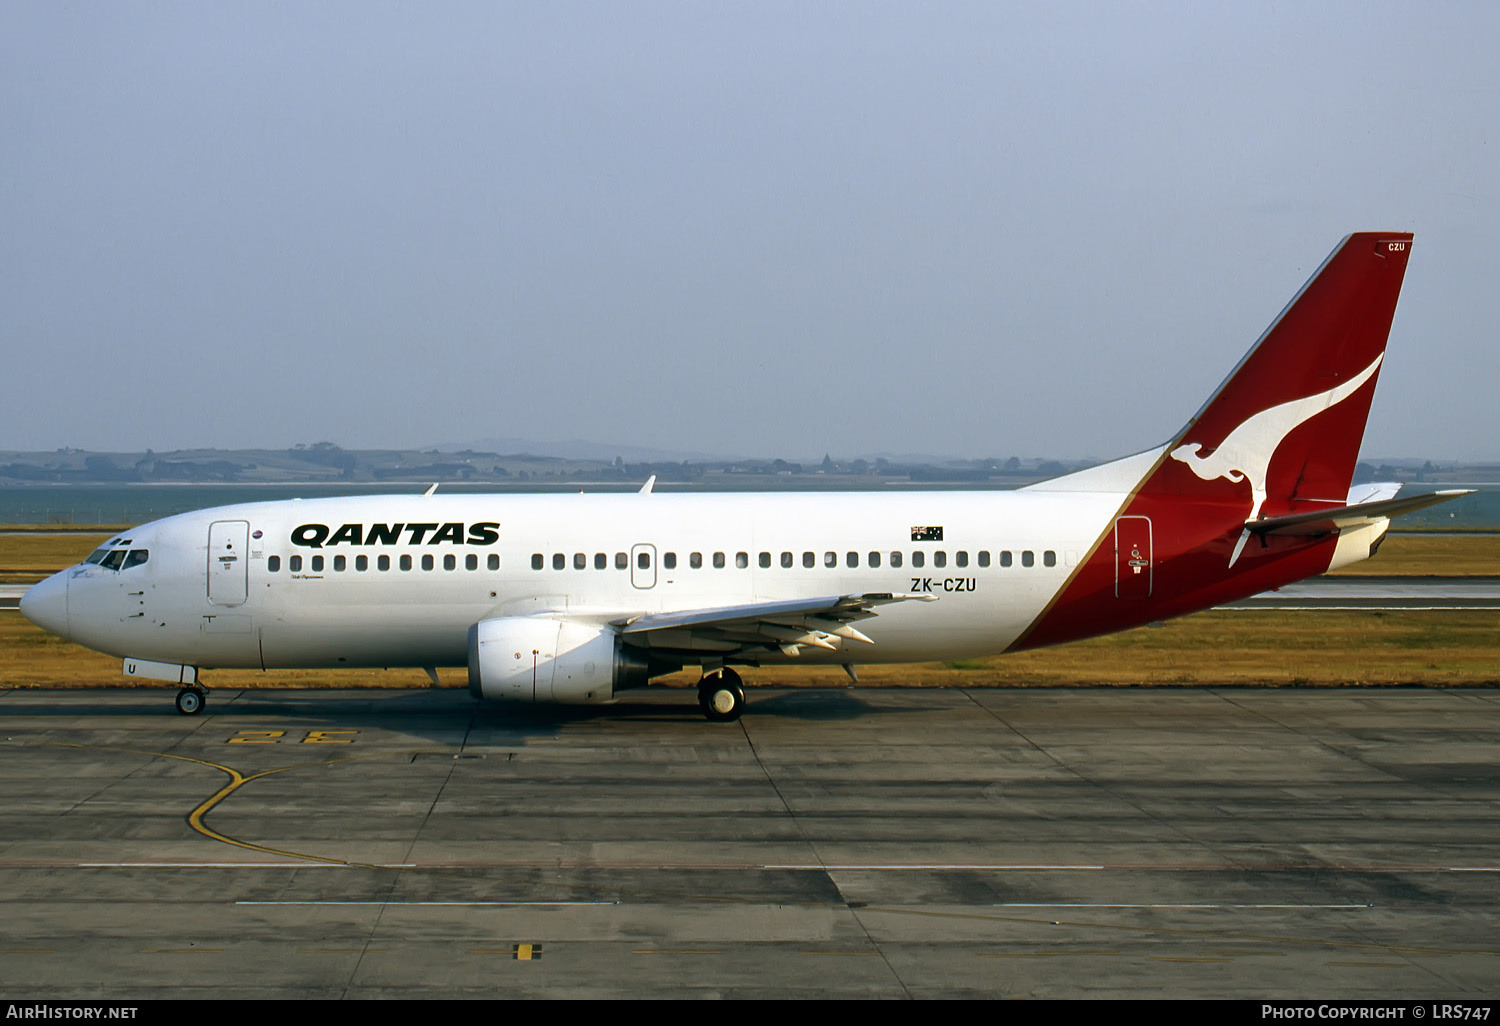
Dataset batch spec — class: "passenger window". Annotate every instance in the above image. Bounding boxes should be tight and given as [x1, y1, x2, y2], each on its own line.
[978, 551, 990, 568]
[1000, 551, 1012, 568]
[357, 555, 368, 571]
[825, 551, 837, 568]
[934, 551, 947, 568]
[802, 552, 815, 568]
[465, 554, 477, 571]
[637, 551, 651, 570]
[869, 551, 881, 568]
[401, 555, 413, 571]
[615, 552, 628, 570]
[664, 552, 677, 570]
[1043, 550, 1056, 567]
[289, 555, 303, 573]
[736, 552, 749, 569]
[912, 551, 925, 569]
[531, 554, 543, 571]
[574, 553, 586, 570]
[444, 554, 456, 570]
[378, 555, 391, 571]
[690, 552, 702, 569]
[713, 552, 726, 569]
[595, 553, 607, 570]
[1022, 550, 1035, 567]
[759, 552, 771, 569]
[268, 555, 281, 572]
[312, 555, 324, 572]
[123, 549, 149, 570]
[847, 551, 858, 568]
[552, 553, 565, 571]
[890, 551, 902, 568]
[333, 555, 346, 572]
[956, 551, 968, 568]
[781, 552, 793, 568]
[487, 554, 500, 571]
[420, 554, 433, 571]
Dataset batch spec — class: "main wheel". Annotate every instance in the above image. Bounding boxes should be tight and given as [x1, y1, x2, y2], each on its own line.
[697, 669, 745, 723]
[175, 687, 206, 715]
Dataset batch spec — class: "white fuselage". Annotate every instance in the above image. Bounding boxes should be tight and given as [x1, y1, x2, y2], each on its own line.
[44, 489, 1122, 671]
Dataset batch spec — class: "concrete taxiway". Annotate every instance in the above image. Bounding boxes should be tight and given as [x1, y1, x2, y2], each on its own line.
[1, 685, 1498, 998]
[1225, 575, 1500, 609]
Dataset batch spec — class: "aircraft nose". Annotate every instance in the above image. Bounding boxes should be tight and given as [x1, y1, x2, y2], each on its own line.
[19, 572, 69, 639]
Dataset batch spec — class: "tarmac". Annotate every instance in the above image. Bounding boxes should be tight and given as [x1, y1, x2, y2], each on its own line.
[1, 684, 1497, 998]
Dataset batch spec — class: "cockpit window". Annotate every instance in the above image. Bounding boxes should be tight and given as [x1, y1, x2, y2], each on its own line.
[85, 546, 148, 571]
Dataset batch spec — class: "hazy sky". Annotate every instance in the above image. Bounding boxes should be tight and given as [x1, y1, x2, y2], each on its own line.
[4, 3, 1497, 461]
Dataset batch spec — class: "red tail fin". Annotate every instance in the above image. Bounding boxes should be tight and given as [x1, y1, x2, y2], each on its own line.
[1013, 233, 1414, 652]
[1152, 232, 1413, 521]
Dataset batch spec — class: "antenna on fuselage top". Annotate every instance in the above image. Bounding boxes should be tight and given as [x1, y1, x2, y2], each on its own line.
[424, 483, 439, 496]
[638, 475, 656, 495]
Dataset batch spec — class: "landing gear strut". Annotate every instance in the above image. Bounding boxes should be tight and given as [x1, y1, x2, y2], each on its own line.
[175, 686, 207, 715]
[697, 668, 745, 723]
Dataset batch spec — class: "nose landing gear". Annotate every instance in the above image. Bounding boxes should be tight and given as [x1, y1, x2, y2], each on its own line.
[697, 668, 745, 722]
[175, 686, 207, 715]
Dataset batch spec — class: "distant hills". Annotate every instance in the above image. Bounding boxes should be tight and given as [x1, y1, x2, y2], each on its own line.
[0, 443, 1088, 488]
[1, 444, 1495, 488]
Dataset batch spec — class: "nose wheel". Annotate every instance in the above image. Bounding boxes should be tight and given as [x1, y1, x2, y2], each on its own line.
[697, 668, 745, 722]
[175, 686, 207, 715]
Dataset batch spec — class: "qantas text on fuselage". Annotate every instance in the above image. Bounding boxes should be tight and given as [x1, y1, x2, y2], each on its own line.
[289, 522, 501, 548]
[20, 233, 1466, 721]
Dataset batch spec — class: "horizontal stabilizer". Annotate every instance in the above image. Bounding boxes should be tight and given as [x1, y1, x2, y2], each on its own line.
[1245, 490, 1472, 537]
[1345, 481, 1402, 506]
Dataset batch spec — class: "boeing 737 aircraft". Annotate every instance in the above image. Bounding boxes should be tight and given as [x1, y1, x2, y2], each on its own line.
[20, 232, 1465, 720]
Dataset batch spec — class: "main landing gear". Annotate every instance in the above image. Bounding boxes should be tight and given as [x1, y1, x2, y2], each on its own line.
[697, 668, 745, 723]
[175, 685, 207, 715]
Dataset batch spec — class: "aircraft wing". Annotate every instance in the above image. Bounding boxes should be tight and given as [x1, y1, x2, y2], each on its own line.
[1245, 489, 1473, 537]
[612, 592, 936, 657]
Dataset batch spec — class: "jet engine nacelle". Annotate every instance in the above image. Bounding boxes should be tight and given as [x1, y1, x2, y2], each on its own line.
[466, 616, 651, 704]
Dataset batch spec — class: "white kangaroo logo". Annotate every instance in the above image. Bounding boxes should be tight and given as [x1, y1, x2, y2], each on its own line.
[1169, 353, 1383, 566]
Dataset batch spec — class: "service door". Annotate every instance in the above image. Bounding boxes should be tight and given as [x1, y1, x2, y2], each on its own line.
[1114, 516, 1153, 600]
[207, 520, 250, 606]
[630, 543, 656, 589]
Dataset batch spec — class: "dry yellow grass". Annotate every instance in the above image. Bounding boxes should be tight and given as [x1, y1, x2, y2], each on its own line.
[1330, 533, 1500, 575]
[4, 527, 1496, 692]
[0, 532, 111, 582]
[3, 609, 1495, 691]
